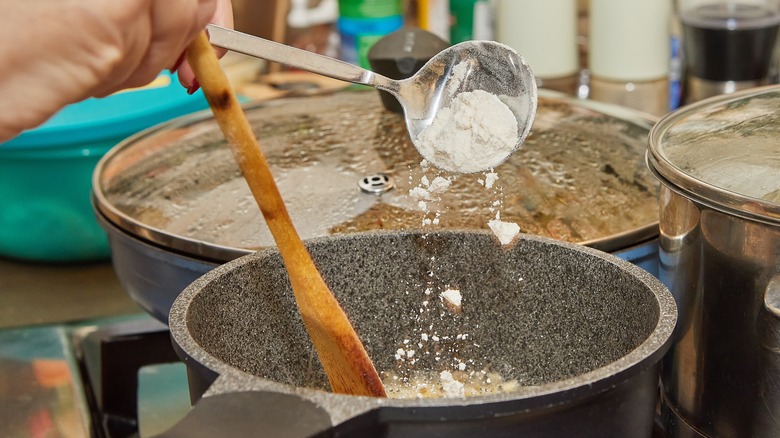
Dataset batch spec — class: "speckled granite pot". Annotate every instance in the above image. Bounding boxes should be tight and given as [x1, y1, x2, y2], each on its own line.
[168, 230, 676, 437]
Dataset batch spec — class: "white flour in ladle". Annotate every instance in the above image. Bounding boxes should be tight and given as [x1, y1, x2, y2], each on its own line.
[415, 63, 519, 174]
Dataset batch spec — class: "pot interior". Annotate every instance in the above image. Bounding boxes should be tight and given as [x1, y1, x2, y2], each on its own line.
[179, 231, 667, 393]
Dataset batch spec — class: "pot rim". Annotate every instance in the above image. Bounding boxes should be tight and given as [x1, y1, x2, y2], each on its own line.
[169, 230, 677, 422]
[647, 85, 780, 226]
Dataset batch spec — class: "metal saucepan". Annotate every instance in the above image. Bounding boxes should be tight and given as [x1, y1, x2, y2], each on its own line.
[647, 86, 780, 437]
[164, 230, 676, 437]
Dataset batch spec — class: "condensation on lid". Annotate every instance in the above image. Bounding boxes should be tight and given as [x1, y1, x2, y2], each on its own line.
[648, 86, 780, 222]
[94, 90, 660, 261]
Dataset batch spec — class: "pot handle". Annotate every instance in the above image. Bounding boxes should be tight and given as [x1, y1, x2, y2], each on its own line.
[153, 391, 334, 438]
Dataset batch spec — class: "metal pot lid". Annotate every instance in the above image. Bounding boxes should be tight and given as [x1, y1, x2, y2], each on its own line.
[93, 89, 658, 262]
[647, 86, 780, 225]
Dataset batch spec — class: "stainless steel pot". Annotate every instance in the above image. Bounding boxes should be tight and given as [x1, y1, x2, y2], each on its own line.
[647, 86, 780, 437]
[167, 230, 676, 437]
[93, 90, 660, 322]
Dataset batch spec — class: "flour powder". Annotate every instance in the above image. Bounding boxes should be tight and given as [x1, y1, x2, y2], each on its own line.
[415, 64, 519, 173]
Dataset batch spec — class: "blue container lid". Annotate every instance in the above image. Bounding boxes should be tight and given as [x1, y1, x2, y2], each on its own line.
[1, 72, 209, 149]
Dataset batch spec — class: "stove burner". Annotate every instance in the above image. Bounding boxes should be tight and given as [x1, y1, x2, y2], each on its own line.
[73, 319, 179, 437]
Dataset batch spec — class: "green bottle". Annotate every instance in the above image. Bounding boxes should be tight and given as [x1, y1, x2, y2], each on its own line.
[337, 0, 404, 68]
[449, 0, 493, 43]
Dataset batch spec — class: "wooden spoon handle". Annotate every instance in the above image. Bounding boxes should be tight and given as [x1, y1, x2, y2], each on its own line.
[186, 32, 386, 397]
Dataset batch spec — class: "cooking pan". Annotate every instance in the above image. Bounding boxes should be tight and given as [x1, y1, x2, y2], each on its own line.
[166, 230, 676, 437]
[92, 90, 660, 323]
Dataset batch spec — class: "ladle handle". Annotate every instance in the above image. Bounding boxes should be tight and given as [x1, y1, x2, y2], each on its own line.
[206, 24, 396, 91]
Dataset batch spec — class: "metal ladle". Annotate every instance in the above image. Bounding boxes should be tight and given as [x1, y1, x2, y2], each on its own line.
[206, 24, 537, 173]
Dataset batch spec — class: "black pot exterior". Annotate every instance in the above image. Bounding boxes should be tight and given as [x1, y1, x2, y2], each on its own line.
[171, 361, 661, 437]
[95, 204, 660, 324]
[95, 209, 219, 323]
[169, 231, 676, 437]
[344, 364, 660, 437]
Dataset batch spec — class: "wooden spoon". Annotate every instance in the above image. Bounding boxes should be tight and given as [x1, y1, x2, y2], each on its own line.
[186, 32, 386, 397]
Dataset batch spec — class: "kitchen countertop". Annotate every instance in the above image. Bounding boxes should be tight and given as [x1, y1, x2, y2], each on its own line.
[0, 257, 143, 329]
[0, 255, 147, 438]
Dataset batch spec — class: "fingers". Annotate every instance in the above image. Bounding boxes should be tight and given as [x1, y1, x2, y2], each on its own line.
[176, 0, 234, 90]
[0, 0, 233, 139]
[87, 1, 155, 97]
[211, 0, 234, 58]
[213, 0, 235, 29]
[94, 0, 226, 97]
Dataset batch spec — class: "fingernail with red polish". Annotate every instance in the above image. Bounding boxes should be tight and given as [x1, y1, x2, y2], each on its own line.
[187, 79, 200, 95]
[170, 54, 186, 73]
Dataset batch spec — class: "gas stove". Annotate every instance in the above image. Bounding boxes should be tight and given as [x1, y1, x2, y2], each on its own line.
[0, 316, 192, 438]
[0, 257, 192, 438]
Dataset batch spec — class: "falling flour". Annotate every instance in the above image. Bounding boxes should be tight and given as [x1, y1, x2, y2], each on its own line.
[439, 289, 462, 313]
[482, 171, 499, 189]
[415, 65, 519, 173]
[488, 212, 521, 246]
[389, 103, 523, 395]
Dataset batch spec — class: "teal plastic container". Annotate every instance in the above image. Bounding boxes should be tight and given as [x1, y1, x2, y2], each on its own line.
[0, 73, 209, 262]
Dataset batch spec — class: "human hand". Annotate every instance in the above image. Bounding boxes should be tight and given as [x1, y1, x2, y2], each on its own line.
[0, 0, 233, 141]
[176, 0, 234, 93]
[89, 0, 234, 96]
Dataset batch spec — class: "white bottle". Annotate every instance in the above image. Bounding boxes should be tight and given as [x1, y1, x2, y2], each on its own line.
[588, 0, 672, 116]
[418, 0, 451, 42]
[495, 0, 580, 95]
